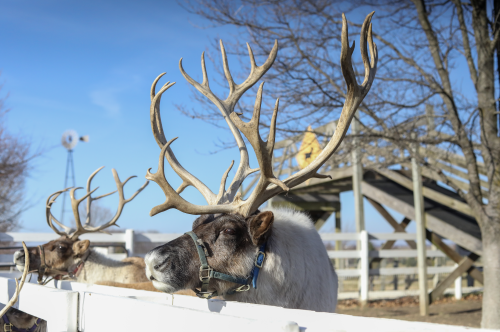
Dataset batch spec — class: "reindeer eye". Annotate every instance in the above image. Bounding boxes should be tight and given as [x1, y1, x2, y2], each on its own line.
[57, 245, 67, 252]
[223, 228, 236, 235]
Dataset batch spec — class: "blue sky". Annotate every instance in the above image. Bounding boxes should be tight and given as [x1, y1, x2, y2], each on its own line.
[0, 0, 410, 235]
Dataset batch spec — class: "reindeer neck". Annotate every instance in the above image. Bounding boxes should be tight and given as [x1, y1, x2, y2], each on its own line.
[75, 249, 134, 284]
[223, 208, 338, 312]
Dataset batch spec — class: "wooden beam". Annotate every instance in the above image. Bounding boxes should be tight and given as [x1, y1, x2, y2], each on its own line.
[291, 167, 353, 191]
[429, 253, 479, 303]
[421, 146, 487, 176]
[270, 201, 340, 212]
[334, 210, 342, 269]
[361, 181, 483, 255]
[374, 168, 473, 217]
[369, 217, 412, 267]
[352, 118, 365, 248]
[314, 212, 332, 231]
[366, 197, 416, 249]
[379, 218, 413, 250]
[431, 160, 488, 190]
[401, 162, 489, 199]
[411, 134, 429, 316]
[426, 230, 483, 284]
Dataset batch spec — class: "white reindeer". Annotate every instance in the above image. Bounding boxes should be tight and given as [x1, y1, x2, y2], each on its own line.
[144, 12, 377, 313]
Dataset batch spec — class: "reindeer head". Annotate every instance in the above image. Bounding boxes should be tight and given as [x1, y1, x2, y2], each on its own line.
[14, 167, 148, 282]
[13, 236, 91, 279]
[146, 211, 273, 294]
[145, 13, 377, 296]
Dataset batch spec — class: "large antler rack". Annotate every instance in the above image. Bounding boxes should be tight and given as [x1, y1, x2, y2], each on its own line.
[46, 167, 149, 240]
[147, 12, 377, 217]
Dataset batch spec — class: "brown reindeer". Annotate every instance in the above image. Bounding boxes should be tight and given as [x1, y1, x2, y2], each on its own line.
[14, 167, 150, 285]
[144, 13, 377, 313]
[0, 243, 46, 332]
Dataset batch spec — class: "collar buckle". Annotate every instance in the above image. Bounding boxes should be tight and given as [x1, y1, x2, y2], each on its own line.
[254, 251, 266, 268]
[234, 284, 250, 292]
[199, 266, 213, 282]
[4, 323, 12, 332]
[194, 290, 217, 299]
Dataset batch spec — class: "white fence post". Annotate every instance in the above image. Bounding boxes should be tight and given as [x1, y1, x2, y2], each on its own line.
[455, 263, 462, 300]
[125, 229, 134, 256]
[359, 230, 369, 305]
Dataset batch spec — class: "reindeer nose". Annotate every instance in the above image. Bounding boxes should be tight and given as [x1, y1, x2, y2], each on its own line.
[149, 275, 156, 281]
[13, 250, 25, 263]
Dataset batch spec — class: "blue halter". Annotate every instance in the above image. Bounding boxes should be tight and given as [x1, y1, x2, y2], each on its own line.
[185, 231, 266, 299]
[3, 314, 42, 332]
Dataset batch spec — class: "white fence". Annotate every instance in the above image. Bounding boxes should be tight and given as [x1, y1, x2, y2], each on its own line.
[325, 231, 482, 301]
[0, 274, 485, 332]
[1, 230, 481, 301]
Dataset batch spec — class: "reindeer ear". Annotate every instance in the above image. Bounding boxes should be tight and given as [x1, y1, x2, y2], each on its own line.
[246, 211, 274, 246]
[73, 240, 90, 255]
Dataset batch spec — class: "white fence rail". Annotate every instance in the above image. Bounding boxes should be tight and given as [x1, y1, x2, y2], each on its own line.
[1, 230, 480, 301]
[0, 275, 485, 332]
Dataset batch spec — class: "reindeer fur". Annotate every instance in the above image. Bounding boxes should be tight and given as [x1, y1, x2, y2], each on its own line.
[0, 308, 47, 332]
[74, 249, 149, 284]
[225, 208, 338, 312]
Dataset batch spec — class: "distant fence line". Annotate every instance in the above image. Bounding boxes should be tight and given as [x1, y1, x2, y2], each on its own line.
[1, 230, 481, 301]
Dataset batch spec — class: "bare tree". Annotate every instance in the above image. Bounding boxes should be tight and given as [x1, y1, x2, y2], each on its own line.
[0, 80, 36, 232]
[73, 201, 114, 228]
[182, 0, 499, 327]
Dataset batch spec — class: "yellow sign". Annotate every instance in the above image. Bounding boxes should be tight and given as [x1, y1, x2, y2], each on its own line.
[296, 126, 322, 169]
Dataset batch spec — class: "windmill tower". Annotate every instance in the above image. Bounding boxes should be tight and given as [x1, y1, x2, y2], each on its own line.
[60, 130, 89, 223]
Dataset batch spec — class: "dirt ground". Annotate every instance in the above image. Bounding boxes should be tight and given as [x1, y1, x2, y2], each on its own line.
[336, 294, 483, 328]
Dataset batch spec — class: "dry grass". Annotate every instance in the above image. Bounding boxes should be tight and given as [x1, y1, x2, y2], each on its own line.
[337, 293, 482, 309]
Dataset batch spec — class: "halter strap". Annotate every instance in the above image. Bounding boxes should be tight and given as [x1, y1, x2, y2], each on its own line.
[3, 315, 42, 332]
[185, 231, 266, 299]
[35, 245, 89, 285]
[36, 245, 47, 284]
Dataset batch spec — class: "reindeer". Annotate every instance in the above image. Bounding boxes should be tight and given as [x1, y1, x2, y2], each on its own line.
[144, 13, 377, 313]
[1, 243, 47, 331]
[13, 167, 150, 285]
[1, 309, 47, 332]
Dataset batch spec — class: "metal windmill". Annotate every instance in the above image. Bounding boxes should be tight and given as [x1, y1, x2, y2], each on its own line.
[60, 130, 89, 223]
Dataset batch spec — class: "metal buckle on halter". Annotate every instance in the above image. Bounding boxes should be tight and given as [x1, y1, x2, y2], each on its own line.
[254, 251, 266, 268]
[235, 284, 250, 292]
[199, 266, 213, 282]
[195, 291, 216, 299]
[4, 323, 13, 332]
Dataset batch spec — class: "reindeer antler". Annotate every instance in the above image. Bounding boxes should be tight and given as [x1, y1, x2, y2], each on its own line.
[147, 12, 377, 217]
[46, 167, 149, 240]
[0, 242, 29, 318]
